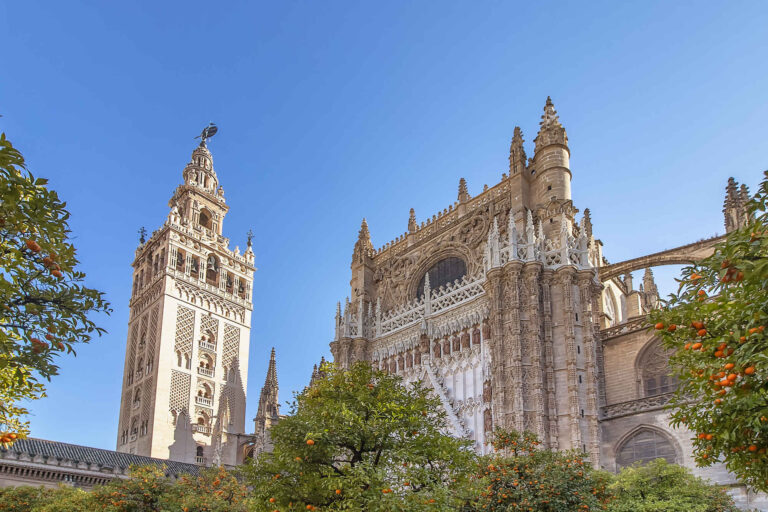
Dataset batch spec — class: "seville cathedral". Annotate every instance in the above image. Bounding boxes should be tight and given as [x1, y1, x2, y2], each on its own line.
[327, 98, 764, 507]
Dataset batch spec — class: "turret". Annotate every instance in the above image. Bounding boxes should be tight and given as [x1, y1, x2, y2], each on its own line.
[169, 139, 229, 237]
[531, 97, 571, 207]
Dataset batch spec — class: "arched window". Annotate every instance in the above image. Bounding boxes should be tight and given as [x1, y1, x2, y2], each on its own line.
[638, 339, 677, 397]
[616, 427, 678, 468]
[206, 255, 219, 285]
[196, 446, 204, 457]
[199, 209, 212, 230]
[603, 288, 618, 327]
[175, 249, 186, 271]
[416, 257, 467, 298]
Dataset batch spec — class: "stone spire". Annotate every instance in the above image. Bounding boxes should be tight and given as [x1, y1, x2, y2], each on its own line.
[534, 96, 568, 152]
[509, 126, 527, 175]
[458, 178, 470, 203]
[255, 348, 279, 422]
[642, 268, 659, 310]
[353, 218, 374, 262]
[408, 208, 417, 233]
[723, 177, 751, 233]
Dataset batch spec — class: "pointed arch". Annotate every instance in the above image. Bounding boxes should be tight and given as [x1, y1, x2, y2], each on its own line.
[635, 337, 677, 398]
[615, 425, 680, 468]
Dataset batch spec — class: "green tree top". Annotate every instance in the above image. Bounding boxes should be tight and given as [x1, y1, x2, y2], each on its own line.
[242, 361, 478, 511]
[0, 132, 111, 439]
[649, 170, 768, 492]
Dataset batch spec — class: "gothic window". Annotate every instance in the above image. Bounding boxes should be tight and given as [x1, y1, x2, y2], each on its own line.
[199, 209, 212, 230]
[206, 255, 220, 285]
[416, 257, 467, 298]
[638, 339, 677, 397]
[226, 274, 234, 294]
[616, 428, 678, 468]
[196, 446, 204, 457]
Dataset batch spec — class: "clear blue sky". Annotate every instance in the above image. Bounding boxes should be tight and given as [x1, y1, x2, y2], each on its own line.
[1, 1, 767, 451]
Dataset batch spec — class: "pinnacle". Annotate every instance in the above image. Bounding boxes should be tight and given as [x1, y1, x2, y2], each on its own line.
[408, 208, 417, 233]
[458, 178, 469, 202]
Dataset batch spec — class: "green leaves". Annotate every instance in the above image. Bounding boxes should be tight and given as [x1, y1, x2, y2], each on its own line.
[242, 361, 478, 511]
[0, 132, 111, 440]
[649, 170, 768, 493]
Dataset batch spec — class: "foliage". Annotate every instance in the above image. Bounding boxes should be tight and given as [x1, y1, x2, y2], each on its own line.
[0, 484, 94, 512]
[0, 132, 111, 440]
[0, 465, 251, 511]
[91, 465, 177, 510]
[649, 170, 768, 492]
[241, 361, 478, 511]
[607, 458, 738, 512]
[174, 466, 252, 512]
[469, 428, 612, 512]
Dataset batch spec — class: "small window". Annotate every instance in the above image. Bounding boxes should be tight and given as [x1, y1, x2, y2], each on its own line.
[547, 185, 552, 191]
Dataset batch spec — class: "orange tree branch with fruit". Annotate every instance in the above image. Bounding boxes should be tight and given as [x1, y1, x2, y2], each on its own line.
[0, 132, 111, 443]
[241, 361, 478, 511]
[649, 170, 768, 493]
[468, 428, 613, 512]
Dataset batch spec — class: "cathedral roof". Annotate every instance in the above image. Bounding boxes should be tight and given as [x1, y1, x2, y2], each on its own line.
[1, 438, 199, 477]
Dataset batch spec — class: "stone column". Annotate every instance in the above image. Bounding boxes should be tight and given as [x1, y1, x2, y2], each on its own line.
[522, 262, 547, 442]
[502, 261, 524, 431]
[557, 266, 582, 449]
[483, 268, 506, 431]
[541, 270, 559, 449]
[578, 270, 603, 464]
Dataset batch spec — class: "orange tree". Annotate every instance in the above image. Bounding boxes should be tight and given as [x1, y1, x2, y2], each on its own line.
[0, 132, 110, 441]
[241, 361, 478, 511]
[649, 170, 768, 492]
[175, 466, 252, 512]
[469, 428, 612, 512]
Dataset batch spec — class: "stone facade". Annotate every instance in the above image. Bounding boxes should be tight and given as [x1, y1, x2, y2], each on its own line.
[327, 99, 766, 509]
[115, 137, 255, 467]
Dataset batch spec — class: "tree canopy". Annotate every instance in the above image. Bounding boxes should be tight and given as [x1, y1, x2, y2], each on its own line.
[0, 132, 111, 441]
[649, 170, 768, 492]
[242, 361, 478, 511]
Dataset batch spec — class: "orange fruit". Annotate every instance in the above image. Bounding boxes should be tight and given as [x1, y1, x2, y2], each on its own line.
[691, 343, 702, 350]
[654, 322, 664, 330]
[668, 324, 677, 332]
[306, 439, 315, 445]
[698, 329, 707, 337]
[335, 489, 341, 495]
[744, 367, 755, 375]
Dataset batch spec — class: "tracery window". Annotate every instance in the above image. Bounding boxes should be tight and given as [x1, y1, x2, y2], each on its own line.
[639, 339, 677, 397]
[616, 428, 678, 468]
[416, 257, 467, 298]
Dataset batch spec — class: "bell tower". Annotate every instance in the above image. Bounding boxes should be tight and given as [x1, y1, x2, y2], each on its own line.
[116, 127, 255, 467]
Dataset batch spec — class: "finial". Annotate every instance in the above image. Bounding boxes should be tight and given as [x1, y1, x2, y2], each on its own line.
[246, 229, 254, 248]
[359, 218, 370, 241]
[458, 178, 469, 202]
[408, 208, 417, 233]
[138, 227, 147, 244]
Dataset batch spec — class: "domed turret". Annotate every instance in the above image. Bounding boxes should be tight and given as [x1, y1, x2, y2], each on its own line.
[183, 142, 219, 193]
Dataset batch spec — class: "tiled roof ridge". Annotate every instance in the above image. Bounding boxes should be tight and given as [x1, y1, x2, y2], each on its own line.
[1, 437, 199, 476]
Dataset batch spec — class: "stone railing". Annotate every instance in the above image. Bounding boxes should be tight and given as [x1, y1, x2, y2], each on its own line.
[377, 272, 486, 337]
[199, 341, 216, 352]
[601, 392, 674, 420]
[195, 456, 206, 465]
[600, 317, 647, 340]
[195, 396, 213, 407]
[197, 367, 214, 378]
[192, 425, 211, 435]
